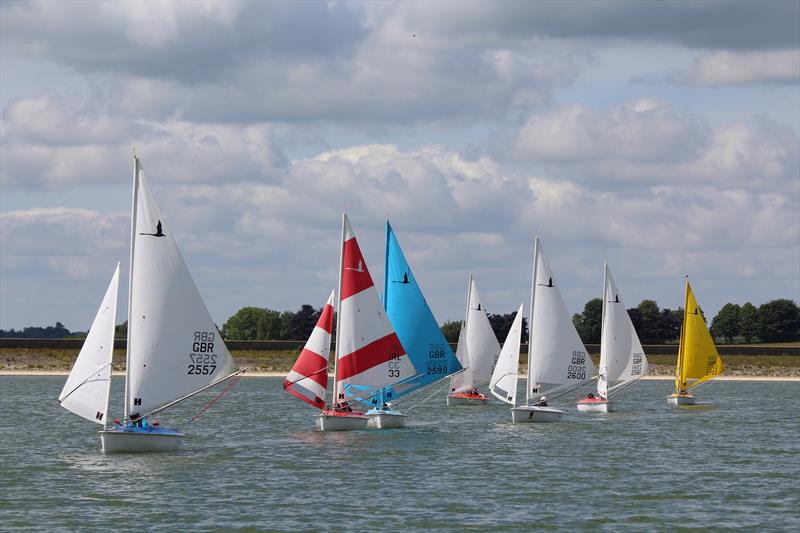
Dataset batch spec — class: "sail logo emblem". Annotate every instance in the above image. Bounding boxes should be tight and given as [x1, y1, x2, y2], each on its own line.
[134, 398, 142, 406]
[95, 412, 103, 420]
[392, 272, 410, 284]
[140, 220, 166, 238]
[345, 260, 365, 273]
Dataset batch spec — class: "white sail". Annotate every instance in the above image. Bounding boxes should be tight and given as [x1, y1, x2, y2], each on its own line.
[127, 167, 237, 416]
[527, 238, 596, 402]
[450, 277, 501, 393]
[59, 264, 119, 425]
[489, 303, 523, 405]
[598, 263, 648, 397]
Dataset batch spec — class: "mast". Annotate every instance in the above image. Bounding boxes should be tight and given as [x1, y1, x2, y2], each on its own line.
[526, 236, 539, 405]
[599, 261, 608, 396]
[124, 155, 140, 420]
[331, 214, 346, 408]
[675, 276, 690, 394]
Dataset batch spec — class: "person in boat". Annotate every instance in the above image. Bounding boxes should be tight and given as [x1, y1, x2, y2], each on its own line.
[128, 413, 149, 429]
[537, 396, 548, 407]
[469, 387, 479, 396]
[587, 393, 595, 400]
[335, 402, 353, 413]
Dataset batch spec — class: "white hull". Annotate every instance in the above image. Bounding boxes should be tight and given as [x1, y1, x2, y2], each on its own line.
[366, 411, 407, 429]
[511, 405, 564, 423]
[99, 429, 183, 452]
[446, 394, 489, 406]
[667, 394, 696, 406]
[576, 400, 612, 413]
[315, 412, 369, 431]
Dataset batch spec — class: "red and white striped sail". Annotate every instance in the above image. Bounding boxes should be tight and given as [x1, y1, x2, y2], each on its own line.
[334, 216, 416, 403]
[284, 290, 335, 409]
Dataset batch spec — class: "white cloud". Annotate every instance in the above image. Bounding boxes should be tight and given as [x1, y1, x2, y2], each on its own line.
[676, 50, 800, 87]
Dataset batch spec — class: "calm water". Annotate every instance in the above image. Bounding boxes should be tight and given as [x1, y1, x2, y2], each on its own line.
[1, 376, 798, 532]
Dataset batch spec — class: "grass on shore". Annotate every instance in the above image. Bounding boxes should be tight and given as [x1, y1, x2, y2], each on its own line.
[1, 347, 799, 377]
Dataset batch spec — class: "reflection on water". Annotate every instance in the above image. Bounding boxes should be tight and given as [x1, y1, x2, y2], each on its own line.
[1, 376, 798, 531]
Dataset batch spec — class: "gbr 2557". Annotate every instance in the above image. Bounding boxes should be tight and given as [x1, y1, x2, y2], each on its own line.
[188, 331, 217, 375]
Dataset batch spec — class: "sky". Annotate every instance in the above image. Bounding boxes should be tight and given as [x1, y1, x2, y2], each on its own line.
[1, 0, 798, 332]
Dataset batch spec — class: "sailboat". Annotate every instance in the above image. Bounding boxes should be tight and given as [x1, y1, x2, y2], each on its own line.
[364, 221, 463, 428]
[447, 276, 501, 405]
[511, 237, 597, 423]
[59, 264, 120, 433]
[314, 215, 417, 431]
[61, 156, 244, 452]
[283, 290, 335, 411]
[576, 262, 648, 413]
[489, 303, 524, 406]
[667, 278, 725, 405]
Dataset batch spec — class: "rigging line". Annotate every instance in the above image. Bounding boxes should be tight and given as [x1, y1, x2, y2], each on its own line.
[56, 363, 113, 403]
[606, 375, 645, 398]
[539, 375, 598, 404]
[404, 380, 452, 411]
[284, 366, 330, 387]
[190, 372, 244, 423]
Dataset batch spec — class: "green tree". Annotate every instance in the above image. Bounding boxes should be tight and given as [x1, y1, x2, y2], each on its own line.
[636, 300, 661, 343]
[440, 320, 461, 343]
[711, 303, 741, 343]
[288, 304, 321, 340]
[756, 299, 800, 342]
[572, 298, 602, 343]
[222, 307, 284, 340]
[115, 321, 128, 339]
[739, 302, 758, 343]
[488, 312, 529, 344]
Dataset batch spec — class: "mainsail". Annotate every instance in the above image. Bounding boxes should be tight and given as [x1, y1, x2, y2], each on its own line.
[126, 165, 238, 416]
[284, 291, 335, 409]
[527, 237, 596, 402]
[489, 303, 524, 405]
[382, 221, 463, 400]
[334, 216, 416, 403]
[598, 263, 648, 398]
[59, 264, 120, 425]
[450, 276, 501, 394]
[676, 280, 724, 392]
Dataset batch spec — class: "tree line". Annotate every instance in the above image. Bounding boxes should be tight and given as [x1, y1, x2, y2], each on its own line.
[3, 298, 797, 344]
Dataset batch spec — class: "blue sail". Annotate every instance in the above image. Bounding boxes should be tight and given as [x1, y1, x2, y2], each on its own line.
[372, 221, 462, 405]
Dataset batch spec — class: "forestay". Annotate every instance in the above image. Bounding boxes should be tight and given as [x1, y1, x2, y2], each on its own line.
[335, 216, 416, 402]
[127, 169, 237, 416]
[598, 264, 648, 398]
[450, 277, 501, 394]
[59, 264, 120, 425]
[383, 221, 462, 401]
[284, 291, 335, 409]
[489, 303, 524, 405]
[527, 238, 596, 402]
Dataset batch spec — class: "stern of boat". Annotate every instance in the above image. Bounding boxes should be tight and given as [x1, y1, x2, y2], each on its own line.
[667, 393, 696, 406]
[576, 397, 612, 413]
[366, 408, 407, 429]
[446, 393, 489, 406]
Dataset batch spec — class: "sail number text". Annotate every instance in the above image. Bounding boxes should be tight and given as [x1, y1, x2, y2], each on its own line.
[567, 350, 587, 380]
[631, 352, 644, 375]
[427, 344, 449, 375]
[188, 331, 217, 375]
[387, 344, 403, 377]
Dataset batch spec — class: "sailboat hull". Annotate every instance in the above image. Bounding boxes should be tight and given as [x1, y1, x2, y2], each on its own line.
[99, 426, 183, 452]
[576, 397, 612, 413]
[446, 393, 489, 406]
[315, 411, 369, 431]
[667, 393, 696, 406]
[511, 405, 563, 423]
[365, 409, 406, 428]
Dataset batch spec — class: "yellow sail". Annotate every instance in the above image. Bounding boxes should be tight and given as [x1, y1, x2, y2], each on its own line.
[676, 281, 724, 392]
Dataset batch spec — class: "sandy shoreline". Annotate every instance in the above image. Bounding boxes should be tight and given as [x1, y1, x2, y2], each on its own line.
[1, 369, 798, 381]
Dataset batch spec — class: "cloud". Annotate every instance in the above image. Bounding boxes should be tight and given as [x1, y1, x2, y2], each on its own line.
[506, 99, 798, 194]
[675, 50, 800, 87]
